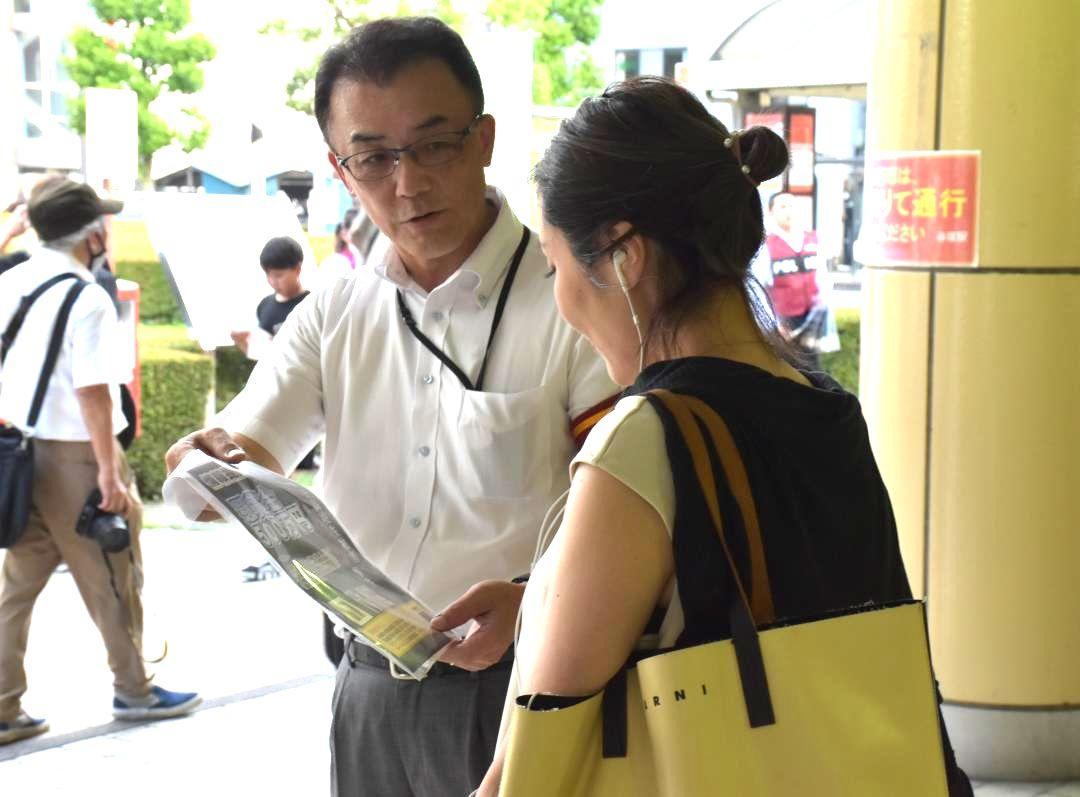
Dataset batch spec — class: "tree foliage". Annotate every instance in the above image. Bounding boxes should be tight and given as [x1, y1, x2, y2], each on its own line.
[65, 0, 215, 174]
[486, 0, 603, 106]
[264, 0, 603, 113]
[261, 0, 463, 116]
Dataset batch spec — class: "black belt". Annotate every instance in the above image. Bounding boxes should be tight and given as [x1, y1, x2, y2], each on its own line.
[345, 635, 514, 679]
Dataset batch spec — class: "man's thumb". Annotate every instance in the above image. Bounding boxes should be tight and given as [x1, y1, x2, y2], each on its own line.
[430, 589, 481, 631]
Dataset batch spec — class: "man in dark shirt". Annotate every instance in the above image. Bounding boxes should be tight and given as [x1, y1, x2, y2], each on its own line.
[234, 236, 316, 473]
[230, 236, 310, 354]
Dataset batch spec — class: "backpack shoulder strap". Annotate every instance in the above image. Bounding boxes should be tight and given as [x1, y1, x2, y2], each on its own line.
[1, 272, 82, 365]
[26, 280, 90, 429]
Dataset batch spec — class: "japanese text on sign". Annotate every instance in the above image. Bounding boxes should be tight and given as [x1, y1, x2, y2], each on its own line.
[858, 151, 980, 267]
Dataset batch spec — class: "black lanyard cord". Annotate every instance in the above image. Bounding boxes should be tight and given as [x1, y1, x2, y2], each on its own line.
[396, 225, 531, 393]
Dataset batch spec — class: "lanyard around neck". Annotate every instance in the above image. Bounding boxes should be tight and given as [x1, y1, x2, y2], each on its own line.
[396, 225, 531, 393]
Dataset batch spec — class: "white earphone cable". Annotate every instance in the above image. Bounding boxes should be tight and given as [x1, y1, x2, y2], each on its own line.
[612, 250, 645, 373]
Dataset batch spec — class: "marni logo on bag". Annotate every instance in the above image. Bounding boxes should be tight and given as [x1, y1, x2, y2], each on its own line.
[642, 683, 709, 711]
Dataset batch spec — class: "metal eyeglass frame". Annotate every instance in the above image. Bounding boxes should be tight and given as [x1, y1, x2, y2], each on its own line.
[336, 114, 485, 182]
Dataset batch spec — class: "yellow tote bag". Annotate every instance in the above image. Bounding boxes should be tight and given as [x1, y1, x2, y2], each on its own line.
[500, 390, 950, 796]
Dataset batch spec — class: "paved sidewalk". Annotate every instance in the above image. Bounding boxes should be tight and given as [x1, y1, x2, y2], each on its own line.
[0, 503, 336, 794]
[0, 677, 333, 796]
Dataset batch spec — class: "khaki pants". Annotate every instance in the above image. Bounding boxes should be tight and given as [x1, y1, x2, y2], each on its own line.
[0, 439, 149, 722]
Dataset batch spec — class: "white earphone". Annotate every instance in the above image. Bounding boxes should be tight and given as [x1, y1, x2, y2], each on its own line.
[612, 249, 645, 373]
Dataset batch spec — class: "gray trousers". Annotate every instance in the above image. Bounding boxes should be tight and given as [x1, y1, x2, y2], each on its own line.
[331, 640, 512, 797]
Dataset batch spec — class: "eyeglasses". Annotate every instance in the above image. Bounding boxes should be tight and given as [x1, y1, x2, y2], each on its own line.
[336, 115, 484, 182]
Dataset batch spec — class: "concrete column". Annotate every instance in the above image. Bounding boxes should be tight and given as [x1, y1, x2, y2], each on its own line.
[862, 0, 1080, 779]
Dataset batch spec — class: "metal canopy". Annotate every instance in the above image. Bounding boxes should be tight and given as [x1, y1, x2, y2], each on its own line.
[703, 0, 870, 96]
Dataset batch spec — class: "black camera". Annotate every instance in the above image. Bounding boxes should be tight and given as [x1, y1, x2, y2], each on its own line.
[75, 489, 131, 553]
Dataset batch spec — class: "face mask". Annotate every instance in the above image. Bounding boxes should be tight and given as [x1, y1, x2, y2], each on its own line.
[87, 233, 110, 274]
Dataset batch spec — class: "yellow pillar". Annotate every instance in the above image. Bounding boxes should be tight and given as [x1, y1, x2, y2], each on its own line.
[862, 0, 1080, 779]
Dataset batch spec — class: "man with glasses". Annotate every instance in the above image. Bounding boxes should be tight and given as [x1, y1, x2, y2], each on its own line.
[166, 16, 616, 797]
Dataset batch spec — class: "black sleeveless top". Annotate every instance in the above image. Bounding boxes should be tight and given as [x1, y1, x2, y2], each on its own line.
[630, 356, 911, 639]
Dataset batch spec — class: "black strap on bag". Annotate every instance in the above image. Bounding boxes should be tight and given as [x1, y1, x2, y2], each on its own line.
[647, 391, 777, 727]
[598, 391, 778, 759]
[26, 280, 89, 428]
[395, 226, 531, 392]
[1, 272, 82, 365]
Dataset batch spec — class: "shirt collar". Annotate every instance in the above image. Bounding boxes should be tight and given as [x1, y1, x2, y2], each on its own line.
[374, 186, 524, 309]
[33, 245, 94, 280]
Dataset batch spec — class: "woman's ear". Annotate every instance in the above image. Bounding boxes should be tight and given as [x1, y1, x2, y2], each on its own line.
[606, 222, 647, 290]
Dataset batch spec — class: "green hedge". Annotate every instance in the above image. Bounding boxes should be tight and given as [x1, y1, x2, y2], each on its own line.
[116, 260, 183, 325]
[215, 344, 256, 412]
[126, 325, 259, 498]
[820, 308, 860, 394]
[128, 325, 212, 500]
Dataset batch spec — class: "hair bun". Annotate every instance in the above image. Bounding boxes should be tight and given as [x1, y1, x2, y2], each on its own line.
[739, 126, 789, 185]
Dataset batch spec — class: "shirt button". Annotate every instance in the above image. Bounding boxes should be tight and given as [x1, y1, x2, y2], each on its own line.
[418, 445, 431, 457]
[408, 517, 422, 528]
[422, 374, 434, 385]
[431, 311, 444, 322]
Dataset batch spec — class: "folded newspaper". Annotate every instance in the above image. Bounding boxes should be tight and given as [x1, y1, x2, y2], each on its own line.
[163, 451, 455, 679]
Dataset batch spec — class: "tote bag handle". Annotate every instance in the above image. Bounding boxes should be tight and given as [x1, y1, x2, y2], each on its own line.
[645, 389, 777, 728]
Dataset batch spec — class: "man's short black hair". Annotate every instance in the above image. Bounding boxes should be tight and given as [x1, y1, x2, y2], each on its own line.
[260, 236, 303, 271]
[314, 17, 484, 143]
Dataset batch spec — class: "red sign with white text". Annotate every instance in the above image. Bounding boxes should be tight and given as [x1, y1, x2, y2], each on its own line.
[858, 151, 980, 267]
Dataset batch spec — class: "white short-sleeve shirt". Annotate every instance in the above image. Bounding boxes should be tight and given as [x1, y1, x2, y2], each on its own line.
[0, 248, 128, 440]
[217, 187, 618, 612]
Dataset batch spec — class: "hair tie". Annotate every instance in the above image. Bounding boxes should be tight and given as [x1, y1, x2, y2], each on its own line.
[723, 130, 759, 187]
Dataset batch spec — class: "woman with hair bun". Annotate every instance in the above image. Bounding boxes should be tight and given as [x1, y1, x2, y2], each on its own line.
[475, 77, 971, 795]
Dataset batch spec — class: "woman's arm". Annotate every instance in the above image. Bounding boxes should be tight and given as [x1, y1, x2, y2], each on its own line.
[477, 463, 673, 795]
[519, 462, 674, 693]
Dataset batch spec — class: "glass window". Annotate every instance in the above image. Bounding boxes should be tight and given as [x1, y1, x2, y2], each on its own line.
[51, 91, 66, 116]
[25, 121, 42, 139]
[616, 49, 640, 80]
[23, 36, 40, 82]
[15, 0, 31, 12]
[25, 88, 41, 107]
[663, 48, 687, 79]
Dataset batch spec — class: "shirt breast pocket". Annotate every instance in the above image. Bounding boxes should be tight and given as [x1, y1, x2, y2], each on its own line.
[456, 385, 554, 500]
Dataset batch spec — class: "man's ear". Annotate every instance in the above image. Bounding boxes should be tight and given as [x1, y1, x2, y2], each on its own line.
[87, 228, 106, 255]
[328, 150, 354, 194]
[477, 114, 496, 167]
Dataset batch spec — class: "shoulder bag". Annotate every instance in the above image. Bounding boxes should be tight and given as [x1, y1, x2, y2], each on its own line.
[498, 389, 952, 796]
[0, 273, 88, 547]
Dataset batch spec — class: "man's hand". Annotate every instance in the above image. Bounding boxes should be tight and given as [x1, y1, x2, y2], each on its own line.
[431, 580, 525, 671]
[164, 428, 251, 521]
[165, 427, 249, 474]
[97, 467, 129, 515]
[229, 330, 251, 355]
[165, 429, 282, 520]
[1, 205, 29, 251]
